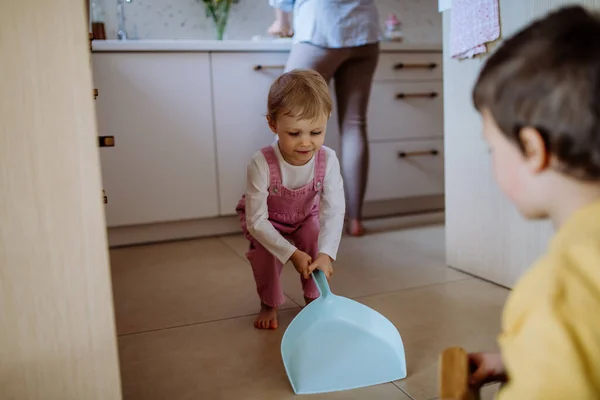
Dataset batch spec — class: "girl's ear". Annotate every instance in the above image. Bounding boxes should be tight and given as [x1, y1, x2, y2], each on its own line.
[519, 127, 550, 173]
[267, 116, 277, 134]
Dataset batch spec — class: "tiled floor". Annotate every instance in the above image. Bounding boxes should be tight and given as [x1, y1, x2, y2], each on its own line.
[109, 213, 508, 399]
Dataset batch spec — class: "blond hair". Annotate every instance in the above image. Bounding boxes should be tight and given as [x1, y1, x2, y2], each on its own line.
[267, 69, 332, 123]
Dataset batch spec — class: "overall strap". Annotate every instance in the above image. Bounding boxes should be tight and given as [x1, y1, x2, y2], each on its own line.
[313, 148, 327, 191]
[260, 146, 282, 193]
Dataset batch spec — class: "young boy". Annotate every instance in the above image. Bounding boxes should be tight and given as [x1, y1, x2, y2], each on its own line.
[467, 5, 600, 399]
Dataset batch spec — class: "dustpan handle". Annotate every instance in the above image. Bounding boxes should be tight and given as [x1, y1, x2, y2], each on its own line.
[312, 270, 332, 298]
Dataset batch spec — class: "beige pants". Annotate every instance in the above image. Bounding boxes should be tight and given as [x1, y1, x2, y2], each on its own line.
[285, 42, 380, 220]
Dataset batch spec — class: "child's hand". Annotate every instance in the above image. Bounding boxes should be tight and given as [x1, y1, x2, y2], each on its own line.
[308, 253, 334, 280]
[290, 250, 312, 279]
[468, 352, 507, 388]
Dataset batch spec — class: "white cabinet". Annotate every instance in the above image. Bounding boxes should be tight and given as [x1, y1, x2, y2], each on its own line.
[92, 53, 219, 227]
[91, 47, 443, 234]
[211, 52, 340, 216]
[365, 52, 444, 202]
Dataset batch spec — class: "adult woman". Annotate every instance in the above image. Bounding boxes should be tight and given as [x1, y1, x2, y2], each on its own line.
[268, 0, 380, 236]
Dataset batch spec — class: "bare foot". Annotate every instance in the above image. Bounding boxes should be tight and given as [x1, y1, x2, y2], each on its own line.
[254, 303, 278, 330]
[347, 219, 365, 237]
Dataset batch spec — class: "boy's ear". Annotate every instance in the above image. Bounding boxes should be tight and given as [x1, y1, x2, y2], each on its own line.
[267, 116, 277, 134]
[520, 127, 550, 173]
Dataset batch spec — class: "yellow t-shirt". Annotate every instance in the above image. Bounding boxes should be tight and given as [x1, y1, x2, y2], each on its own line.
[497, 201, 600, 399]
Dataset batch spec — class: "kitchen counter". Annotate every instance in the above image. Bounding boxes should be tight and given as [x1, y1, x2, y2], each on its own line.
[91, 39, 442, 53]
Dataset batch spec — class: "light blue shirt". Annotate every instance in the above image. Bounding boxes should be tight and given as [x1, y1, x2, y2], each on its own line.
[269, 0, 381, 48]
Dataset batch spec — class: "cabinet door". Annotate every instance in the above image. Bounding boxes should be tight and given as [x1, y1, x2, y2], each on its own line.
[92, 53, 218, 227]
[212, 53, 286, 216]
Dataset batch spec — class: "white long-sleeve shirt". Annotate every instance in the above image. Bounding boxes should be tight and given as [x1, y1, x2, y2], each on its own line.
[245, 143, 345, 264]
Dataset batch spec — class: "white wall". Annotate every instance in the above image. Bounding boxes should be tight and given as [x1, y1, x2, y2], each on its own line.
[443, 0, 600, 288]
[96, 0, 442, 43]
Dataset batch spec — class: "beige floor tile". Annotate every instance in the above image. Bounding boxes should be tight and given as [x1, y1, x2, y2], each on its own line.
[110, 238, 298, 335]
[282, 224, 468, 305]
[220, 380, 413, 400]
[363, 212, 445, 235]
[220, 212, 446, 260]
[118, 309, 412, 400]
[223, 223, 467, 306]
[356, 278, 509, 400]
[220, 234, 251, 259]
[430, 383, 501, 400]
[480, 383, 501, 400]
[221, 213, 467, 304]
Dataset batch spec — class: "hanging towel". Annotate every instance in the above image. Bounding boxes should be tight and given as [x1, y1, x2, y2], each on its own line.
[450, 0, 500, 59]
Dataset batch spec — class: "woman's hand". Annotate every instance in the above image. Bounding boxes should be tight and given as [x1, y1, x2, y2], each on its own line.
[468, 352, 508, 388]
[308, 253, 334, 280]
[268, 9, 293, 37]
[267, 19, 292, 37]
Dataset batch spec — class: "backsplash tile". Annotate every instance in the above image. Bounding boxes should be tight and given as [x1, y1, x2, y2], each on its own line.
[99, 0, 441, 43]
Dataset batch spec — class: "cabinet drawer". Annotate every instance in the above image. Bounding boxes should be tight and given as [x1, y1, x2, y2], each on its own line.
[368, 81, 443, 141]
[365, 140, 444, 202]
[374, 52, 443, 81]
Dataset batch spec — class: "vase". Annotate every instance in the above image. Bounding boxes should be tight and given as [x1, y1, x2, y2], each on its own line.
[215, 19, 228, 40]
[205, 0, 233, 41]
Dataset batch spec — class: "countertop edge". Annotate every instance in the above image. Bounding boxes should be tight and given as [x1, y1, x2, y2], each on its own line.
[91, 40, 443, 53]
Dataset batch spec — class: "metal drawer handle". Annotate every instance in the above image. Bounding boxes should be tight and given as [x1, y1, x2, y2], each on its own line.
[396, 92, 438, 99]
[393, 62, 437, 70]
[398, 149, 439, 158]
[253, 64, 285, 71]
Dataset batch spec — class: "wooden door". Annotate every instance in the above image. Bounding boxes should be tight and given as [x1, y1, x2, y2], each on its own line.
[0, 1, 122, 398]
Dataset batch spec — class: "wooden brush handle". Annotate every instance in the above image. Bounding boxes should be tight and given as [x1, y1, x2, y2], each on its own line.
[439, 347, 480, 400]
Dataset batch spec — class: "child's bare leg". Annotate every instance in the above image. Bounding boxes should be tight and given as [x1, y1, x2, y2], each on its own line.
[255, 303, 278, 329]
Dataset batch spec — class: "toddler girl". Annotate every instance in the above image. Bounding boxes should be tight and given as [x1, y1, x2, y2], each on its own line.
[236, 69, 345, 330]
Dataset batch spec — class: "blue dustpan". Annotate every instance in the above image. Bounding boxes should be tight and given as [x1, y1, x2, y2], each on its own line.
[281, 270, 407, 394]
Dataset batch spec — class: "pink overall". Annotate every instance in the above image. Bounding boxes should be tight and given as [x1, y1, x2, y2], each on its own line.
[236, 146, 325, 307]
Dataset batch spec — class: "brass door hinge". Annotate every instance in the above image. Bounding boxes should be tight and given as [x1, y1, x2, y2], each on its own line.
[98, 136, 115, 147]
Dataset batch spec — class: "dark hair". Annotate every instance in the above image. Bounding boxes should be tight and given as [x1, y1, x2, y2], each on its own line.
[473, 5, 600, 180]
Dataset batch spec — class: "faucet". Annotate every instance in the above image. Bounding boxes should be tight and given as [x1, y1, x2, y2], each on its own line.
[117, 0, 132, 40]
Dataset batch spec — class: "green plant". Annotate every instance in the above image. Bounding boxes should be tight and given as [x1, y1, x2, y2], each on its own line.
[199, 0, 240, 40]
